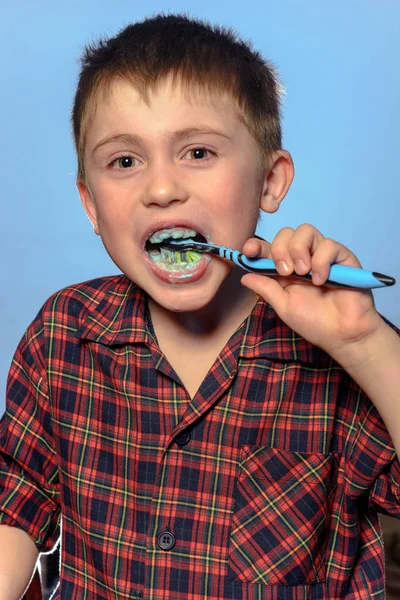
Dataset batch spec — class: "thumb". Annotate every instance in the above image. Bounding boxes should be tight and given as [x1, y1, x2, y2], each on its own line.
[241, 273, 288, 316]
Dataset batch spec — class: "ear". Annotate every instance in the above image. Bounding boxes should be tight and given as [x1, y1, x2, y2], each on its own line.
[76, 179, 100, 235]
[259, 150, 295, 214]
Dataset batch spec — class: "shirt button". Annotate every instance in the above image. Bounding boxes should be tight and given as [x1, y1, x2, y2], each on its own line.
[158, 530, 176, 550]
[174, 431, 191, 446]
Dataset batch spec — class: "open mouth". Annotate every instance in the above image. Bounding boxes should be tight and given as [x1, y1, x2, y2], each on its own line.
[144, 227, 208, 272]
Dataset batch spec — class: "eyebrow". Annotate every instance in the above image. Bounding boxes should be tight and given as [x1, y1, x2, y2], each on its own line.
[92, 127, 232, 155]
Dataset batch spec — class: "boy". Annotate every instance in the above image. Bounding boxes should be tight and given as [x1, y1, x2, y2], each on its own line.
[0, 13, 400, 600]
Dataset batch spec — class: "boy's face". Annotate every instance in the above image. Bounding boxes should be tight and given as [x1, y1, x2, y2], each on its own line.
[78, 76, 274, 313]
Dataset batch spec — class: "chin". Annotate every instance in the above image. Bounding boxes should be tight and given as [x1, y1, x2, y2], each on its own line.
[148, 285, 219, 313]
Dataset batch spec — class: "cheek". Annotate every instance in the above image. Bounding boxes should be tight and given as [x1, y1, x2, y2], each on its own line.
[216, 169, 261, 219]
[90, 187, 134, 230]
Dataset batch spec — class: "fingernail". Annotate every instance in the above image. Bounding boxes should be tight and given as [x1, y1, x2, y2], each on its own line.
[295, 259, 307, 273]
[312, 273, 323, 285]
[277, 261, 291, 275]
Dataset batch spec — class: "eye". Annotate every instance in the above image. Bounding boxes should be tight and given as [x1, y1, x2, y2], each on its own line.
[183, 147, 213, 161]
[110, 155, 140, 169]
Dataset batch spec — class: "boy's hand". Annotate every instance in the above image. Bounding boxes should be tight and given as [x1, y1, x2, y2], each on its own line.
[241, 223, 386, 368]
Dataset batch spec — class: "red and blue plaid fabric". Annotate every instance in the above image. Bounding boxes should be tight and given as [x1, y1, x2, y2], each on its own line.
[0, 275, 399, 599]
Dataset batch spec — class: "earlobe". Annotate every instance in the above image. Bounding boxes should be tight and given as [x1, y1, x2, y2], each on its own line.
[260, 192, 280, 214]
[76, 179, 100, 235]
[259, 150, 295, 214]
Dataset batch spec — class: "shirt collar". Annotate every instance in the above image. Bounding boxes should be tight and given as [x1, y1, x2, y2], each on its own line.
[76, 276, 330, 367]
[75, 275, 150, 346]
[237, 297, 332, 367]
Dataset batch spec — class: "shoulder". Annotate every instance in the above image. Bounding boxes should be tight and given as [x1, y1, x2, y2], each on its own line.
[42, 274, 133, 313]
[13, 275, 145, 374]
[31, 275, 141, 336]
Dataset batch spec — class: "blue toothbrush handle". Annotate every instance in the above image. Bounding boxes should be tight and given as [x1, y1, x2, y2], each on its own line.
[217, 248, 395, 289]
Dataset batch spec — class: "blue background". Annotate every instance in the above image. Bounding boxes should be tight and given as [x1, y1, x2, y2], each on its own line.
[1, 1, 399, 411]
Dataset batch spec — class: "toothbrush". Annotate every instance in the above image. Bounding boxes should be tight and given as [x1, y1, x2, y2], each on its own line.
[163, 238, 396, 290]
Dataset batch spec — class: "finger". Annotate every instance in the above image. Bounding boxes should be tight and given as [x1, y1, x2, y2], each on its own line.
[285, 223, 325, 276]
[310, 238, 362, 285]
[268, 226, 297, 275]
[242, 236, 272, 258]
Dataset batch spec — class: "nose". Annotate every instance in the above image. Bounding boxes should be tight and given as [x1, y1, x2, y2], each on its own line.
[142, 160, 188, 208]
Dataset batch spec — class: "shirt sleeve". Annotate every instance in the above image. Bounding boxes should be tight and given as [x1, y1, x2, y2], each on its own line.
[0, 307, 60, 552]
[344, 315, 400, 518]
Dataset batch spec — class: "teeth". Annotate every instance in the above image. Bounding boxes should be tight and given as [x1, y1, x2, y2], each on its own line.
[148, 227, 197, 244]
[148, 249, 162, 262]
[171, 229, 196, 239]
[146, 226, 204, 272]
[160, 248, 172, 262]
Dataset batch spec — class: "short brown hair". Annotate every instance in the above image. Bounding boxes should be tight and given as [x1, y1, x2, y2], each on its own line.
[72, 13, 284, 180]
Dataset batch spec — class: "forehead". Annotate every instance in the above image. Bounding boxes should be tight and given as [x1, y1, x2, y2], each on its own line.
[84, 75, 244, 144]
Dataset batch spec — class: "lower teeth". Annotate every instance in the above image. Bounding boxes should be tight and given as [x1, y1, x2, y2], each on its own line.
[148, 248, 202, 271]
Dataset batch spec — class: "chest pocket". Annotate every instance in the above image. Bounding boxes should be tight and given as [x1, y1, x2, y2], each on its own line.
[228, 446, 338, 586]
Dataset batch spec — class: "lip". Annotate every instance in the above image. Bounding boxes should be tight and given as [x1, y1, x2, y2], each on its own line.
[144, 252, 210, 284]
[141, 219, 212, 285]
[141, 219, 210, 249]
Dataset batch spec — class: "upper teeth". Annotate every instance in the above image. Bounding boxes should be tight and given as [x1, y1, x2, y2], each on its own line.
[148, 228, 197, 244]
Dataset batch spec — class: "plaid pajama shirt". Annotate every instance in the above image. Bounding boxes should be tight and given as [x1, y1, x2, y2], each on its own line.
[0, 274, 399, 599]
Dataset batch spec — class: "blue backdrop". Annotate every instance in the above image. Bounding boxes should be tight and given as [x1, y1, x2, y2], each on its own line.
[1, 0, 399, 411]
